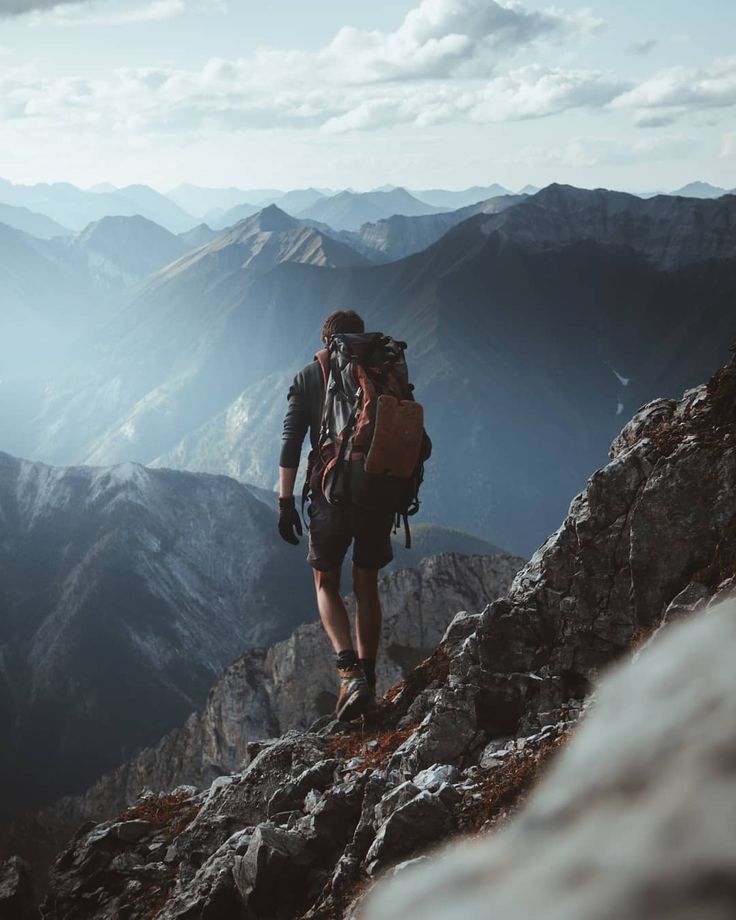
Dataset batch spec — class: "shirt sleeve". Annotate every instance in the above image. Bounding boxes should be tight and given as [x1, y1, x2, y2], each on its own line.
[279, 371, 310, 468]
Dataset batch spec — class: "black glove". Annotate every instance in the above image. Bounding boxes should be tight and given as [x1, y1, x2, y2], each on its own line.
[278, 496, 303, 545]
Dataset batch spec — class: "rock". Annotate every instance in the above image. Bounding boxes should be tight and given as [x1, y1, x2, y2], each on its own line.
[234, 823, 316, 918]
[267, 759, 339, 816]
[0, 856, 38, 920]
[364, 599, 736, 920]
[412, 764, 460, 792]
[374, 782, 420, 824]
[390, 687, 478, 776]
[111, 819, 152, 843]
[366, 791, 454, 876]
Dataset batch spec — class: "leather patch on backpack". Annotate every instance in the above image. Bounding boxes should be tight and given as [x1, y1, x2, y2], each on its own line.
[364, 394, 425, 477]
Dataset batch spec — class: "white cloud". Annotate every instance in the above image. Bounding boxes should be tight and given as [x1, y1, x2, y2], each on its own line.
[0, 0, 85, 14]
[612, 56, 736, 123]
[320, 0, 604, 83]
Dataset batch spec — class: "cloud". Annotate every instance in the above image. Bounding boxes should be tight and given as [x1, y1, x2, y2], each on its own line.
[1, 0, 204, 21]
[322, 0, 604, 83]
[0, 0, 617, 139]
[0, 0, 87, 15]
[627, 39, 657, 56]
[612, 56, 736, 123]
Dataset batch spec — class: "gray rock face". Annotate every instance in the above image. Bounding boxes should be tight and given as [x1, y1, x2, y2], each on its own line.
[365, 598, 736, 920]
[36, 352, 736, 919]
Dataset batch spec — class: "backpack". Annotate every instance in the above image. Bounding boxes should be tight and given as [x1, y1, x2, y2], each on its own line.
[303, 332, 431, 548]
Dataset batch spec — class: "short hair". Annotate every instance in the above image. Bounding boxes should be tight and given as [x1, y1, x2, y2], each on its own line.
[321, 309, 365, 343]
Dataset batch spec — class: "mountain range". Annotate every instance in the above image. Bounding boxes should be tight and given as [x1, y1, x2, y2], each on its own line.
[5, 183, 735, 555]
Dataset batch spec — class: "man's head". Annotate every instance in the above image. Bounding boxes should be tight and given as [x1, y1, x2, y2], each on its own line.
[321, 309, 365, 345]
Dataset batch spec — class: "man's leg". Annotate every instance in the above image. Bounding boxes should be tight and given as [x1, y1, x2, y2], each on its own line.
[313, 566, 353, 653]
[352, 563, 382, 660]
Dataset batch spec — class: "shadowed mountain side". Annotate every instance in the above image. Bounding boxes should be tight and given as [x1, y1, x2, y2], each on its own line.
[0, 452, 314, 821]
[4, 553, 522, 877]
[59, 215, 192, 289]
[477, 183, 736, 267]
[0, 204, 71, 239]
[342, 193, 524, 262]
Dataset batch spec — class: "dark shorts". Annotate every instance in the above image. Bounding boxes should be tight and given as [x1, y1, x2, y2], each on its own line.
[306, 492, 395, 572]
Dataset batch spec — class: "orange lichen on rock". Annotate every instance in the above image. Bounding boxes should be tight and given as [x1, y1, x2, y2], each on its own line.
[458, 732, 570, 833]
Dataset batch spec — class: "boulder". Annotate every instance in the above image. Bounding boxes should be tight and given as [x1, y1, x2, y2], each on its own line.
[364, 599, 736, 920]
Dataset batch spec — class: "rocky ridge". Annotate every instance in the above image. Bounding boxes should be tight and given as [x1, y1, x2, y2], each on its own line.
[28, 349, 736, 918]
[7, 553, 522, 879]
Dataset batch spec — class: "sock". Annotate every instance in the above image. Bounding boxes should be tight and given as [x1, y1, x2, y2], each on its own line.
[359, 658, 376, 688]
[335, 649, 359, 671]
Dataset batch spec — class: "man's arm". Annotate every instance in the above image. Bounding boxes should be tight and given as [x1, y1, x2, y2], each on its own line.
[277, 370, 310, 543]
[279, 466, 298, 499]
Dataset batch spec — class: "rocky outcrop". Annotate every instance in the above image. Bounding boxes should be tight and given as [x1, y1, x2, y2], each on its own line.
[366, 596, 736, 920]
[35, 351, 736, 919]
[8, 553, 521, 887]
[0, 855, 36, 919]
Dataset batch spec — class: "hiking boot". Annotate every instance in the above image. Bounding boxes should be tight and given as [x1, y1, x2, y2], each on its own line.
[335, 666, 372, 721]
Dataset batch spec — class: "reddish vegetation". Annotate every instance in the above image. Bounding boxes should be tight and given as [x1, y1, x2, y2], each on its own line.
[121, 790, 200, 839]
[327, 725, 414, 773]
[457, 732, 571, 833]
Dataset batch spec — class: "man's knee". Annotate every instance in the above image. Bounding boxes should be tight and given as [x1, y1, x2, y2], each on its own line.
[352, 563, 379, 595]
[313, 566, 342, 594]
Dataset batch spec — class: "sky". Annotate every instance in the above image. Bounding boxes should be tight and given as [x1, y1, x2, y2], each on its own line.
[0, 0, 734, 193]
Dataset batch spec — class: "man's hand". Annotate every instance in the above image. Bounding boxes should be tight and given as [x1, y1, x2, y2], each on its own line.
[278, 496, 303, 545]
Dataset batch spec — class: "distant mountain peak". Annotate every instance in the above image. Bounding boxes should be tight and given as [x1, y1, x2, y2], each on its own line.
[239, 203, 298, 234]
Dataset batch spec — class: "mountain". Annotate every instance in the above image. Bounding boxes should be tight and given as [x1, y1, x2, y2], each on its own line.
[0, 451, 314, 821]
[344, 193, 523, 261]
[114, 185, 197, 233]
[0, 223, 94, 382]
[672, 180, 730, 198]
[478, 183, 736, 266]
[6, 552, 523, 874]
[61, 215, 191, 288]
[0, 203, 71, 239]
[411, 184, 510, 209]
[297, 187, 448, 230]
[9, 185, 736, 556]
[0, 178, 196, 233]
[166, 185, 282, 219]
[208, 200, 261, 229]
[30, 350, 736, 920]
[158, 205, 368, 279]
[177, 222, 220, 249]
[263, 187, 327, 215]
[518, 184, 540, 195]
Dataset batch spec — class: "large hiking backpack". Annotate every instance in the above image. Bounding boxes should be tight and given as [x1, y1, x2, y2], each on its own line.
[304, 331, 431, 548]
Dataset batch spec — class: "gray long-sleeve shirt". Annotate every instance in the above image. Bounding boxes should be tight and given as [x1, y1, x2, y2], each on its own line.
[279, 359, 325, 469]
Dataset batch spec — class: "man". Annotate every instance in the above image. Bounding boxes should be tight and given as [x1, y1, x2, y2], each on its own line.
[277, 309, 399, 722]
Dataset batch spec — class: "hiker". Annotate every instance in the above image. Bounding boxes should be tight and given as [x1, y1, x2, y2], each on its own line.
[277, 309, 430, 721]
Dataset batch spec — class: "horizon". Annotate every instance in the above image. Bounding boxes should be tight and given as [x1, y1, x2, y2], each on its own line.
[0, 175, 732, 200]
[0, 0, 734, 191]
